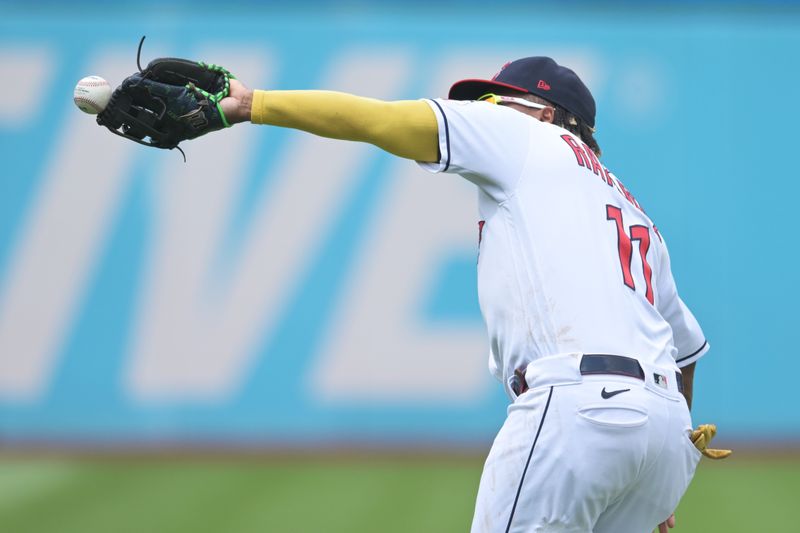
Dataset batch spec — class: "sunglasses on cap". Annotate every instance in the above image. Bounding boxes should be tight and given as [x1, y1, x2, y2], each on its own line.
[478, 92, 594, 132]
[478, 93, 550, 110]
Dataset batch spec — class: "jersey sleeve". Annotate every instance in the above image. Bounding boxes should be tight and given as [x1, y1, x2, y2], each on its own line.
[417, 98, 532, 203]
[655, 241, 710, 367]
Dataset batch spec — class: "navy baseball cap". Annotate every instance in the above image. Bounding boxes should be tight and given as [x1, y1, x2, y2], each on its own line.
[448, 56, 596, 128]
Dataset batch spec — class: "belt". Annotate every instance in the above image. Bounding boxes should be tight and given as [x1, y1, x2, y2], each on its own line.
[513, 354, 684, 396]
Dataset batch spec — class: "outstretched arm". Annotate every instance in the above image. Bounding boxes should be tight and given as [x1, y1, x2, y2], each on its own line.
[220, 79, 440, 162]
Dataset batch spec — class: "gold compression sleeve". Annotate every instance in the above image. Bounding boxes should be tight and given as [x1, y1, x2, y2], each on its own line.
[251, 90, 439, 162]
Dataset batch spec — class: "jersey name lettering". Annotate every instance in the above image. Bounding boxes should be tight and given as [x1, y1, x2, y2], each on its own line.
[560, 134, 647, 218]
[560, 134, 612, 185]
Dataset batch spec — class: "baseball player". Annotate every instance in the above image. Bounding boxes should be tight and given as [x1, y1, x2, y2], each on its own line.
[219, 56, 733, 533]
[101, 53, 730, 532]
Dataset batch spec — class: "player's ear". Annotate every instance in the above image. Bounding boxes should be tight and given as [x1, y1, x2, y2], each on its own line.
[541, 105, 555, 124]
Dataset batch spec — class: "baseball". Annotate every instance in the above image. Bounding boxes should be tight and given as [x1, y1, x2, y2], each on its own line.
[73, 75, 112, 114]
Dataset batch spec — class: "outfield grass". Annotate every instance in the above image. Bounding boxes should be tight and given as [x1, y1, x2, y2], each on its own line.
[0, 454, 796, 532]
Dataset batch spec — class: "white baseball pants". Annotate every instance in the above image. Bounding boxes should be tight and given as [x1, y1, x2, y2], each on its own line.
[471, 354, 702, 533]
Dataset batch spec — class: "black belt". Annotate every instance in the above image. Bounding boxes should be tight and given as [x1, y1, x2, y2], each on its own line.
[580, 354, 645, 379]
[513, 354, 683, 396]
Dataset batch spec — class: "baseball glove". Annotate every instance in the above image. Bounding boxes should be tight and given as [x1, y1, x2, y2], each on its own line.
[691, 423, 732, 459]
[96, 37, 235, 159]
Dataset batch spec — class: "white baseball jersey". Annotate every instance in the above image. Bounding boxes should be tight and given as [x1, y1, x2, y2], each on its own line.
[419, 98, 708, 399]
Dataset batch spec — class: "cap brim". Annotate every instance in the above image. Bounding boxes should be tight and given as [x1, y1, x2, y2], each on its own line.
[448, 79, 529, 100]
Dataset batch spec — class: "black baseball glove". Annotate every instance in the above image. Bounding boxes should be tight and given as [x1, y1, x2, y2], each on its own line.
[97, 37, 235, 159]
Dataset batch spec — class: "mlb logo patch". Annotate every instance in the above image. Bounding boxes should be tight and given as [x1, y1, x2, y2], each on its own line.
[653, 373, 668, 389]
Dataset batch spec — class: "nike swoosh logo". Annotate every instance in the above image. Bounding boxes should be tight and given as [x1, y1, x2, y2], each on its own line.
[601, 387, 631, 399]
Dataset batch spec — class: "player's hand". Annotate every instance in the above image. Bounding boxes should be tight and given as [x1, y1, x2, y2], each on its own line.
[220, 78, 254, 125]
[657, 513, 675, 533]
[691, 424, 732, 459]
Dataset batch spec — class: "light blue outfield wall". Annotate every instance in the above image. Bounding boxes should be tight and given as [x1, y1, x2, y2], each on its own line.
[1, 5, 799, 445]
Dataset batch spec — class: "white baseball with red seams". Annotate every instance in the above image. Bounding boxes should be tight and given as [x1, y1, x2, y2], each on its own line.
[73, 75, 111, 114]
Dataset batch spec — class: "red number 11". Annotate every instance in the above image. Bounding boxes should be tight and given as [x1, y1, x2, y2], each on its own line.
[606, 205, 654, 305]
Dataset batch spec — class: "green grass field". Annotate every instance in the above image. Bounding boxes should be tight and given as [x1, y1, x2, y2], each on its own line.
[0, 454, 797, 532]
